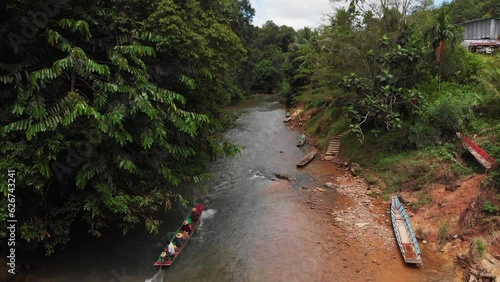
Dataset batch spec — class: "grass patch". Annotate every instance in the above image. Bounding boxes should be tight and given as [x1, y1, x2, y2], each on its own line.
[438, 223, 449, 244]
[409, 191, 434, 208]
[364, 174, 379, 185]
[473, 238, 487, 259]
[327, 116, 351, 137]
[343, 140, 470, 197]
[305, 108, 350, 138]
[382, 190, 392, 201]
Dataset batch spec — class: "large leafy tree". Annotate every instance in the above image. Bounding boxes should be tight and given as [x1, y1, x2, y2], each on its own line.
[285, 0, 484, 147]
[289, 6, 434, 139]
[0, 0, 244, 255]
[282, 27, 318, 107]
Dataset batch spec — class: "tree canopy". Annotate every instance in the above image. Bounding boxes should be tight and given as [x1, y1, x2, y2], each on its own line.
[0, 0, 248, 255]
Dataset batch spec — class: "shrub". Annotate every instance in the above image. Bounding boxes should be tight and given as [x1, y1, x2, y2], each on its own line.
[408, 122, 441, 149]
[483, 201, 500, 214]
[474, 238, 486, 258]
[413, 192, 434, 207]
[439, 223, 449, 243]
[424, 88, 477, 139]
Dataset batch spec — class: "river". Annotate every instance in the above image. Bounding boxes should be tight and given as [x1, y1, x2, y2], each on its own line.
[26, 95, 325, 282]
[22, 94, 460, 282]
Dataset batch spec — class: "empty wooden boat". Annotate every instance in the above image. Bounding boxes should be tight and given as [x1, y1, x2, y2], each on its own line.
[391, 196, 422, 264]
[296, 149, 317, 167]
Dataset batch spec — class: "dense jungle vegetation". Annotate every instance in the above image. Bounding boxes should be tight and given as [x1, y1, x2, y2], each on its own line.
[0, 0, 499, 257]
[284, 0, 500, 242]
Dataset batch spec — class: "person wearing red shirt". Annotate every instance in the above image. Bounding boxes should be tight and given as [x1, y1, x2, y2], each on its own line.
[181, 220, 192, 235]
[190, 207, 201, 222]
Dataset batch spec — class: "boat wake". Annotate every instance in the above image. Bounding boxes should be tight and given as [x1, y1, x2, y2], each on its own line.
[145, 270, 163, 282]
[249, 170, 266, 179]
[199, 208, 216, 225]
[192, 208, 216, 243]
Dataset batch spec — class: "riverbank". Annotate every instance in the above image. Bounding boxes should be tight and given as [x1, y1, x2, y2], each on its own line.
[292, 159, 459, 281]
[285, 106, 500, 281]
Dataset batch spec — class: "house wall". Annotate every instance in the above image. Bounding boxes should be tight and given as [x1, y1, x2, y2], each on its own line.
[462, 18, 500, 40]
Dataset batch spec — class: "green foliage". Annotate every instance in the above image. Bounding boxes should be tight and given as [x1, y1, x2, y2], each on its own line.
[367, 191, 380, 198]
[408, 122, 441, 149]
[426, 7, 460, 65]
[0, 0, 249, 255]
[254, 59, 279, 93]
[482, 169, 500, 191]
[412, 84, 478, 143]
[474, 238, 487, 258]
[474, 54, 500, 122]
[245, 20, 298, 95]
[483, 201, 500, 214]
[345, 139, 467, 194]
[281, 2, 500, 248]
[447, 0, 500, 23]
[280, 27, 318, 106]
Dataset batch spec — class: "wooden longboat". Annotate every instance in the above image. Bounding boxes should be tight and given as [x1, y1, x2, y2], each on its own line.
[391, 196, 422, 264]
[153, 204, 205, 268]
[296, 149, 317, 167]
[456, 132, 497, 169]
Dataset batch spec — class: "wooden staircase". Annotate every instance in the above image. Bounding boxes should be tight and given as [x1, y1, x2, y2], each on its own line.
[325, 130, 350, 156]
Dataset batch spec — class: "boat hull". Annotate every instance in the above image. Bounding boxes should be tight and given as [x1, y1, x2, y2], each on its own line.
[391, 196, 422, 264]
[153, 204, 205, 267]
[456, 132, 497, 169]
[296, 149, 317, 167]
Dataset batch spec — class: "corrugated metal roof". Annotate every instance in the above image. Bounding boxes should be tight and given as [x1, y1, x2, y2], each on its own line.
[458, 17, 500, 26]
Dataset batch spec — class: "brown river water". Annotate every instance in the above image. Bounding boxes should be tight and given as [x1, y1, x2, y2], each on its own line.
[7, 95, 461, 282]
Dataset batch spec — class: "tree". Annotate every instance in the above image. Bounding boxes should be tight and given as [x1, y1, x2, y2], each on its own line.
[0, 0, 244, 256]
[282, 27, 318, 106]
[447, 0, 500, 23]
[427, 8, 458, 66]
[255, 59, 279, 93]
[330, 0, 433, 17]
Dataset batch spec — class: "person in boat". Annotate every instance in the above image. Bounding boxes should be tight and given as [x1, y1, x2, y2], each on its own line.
[180, 220, 192, 237]
[191, 207, 201, 222]
[174, 232, 185, 247]
[166, 241, 176, 258]
[158, 251, 167, 262]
